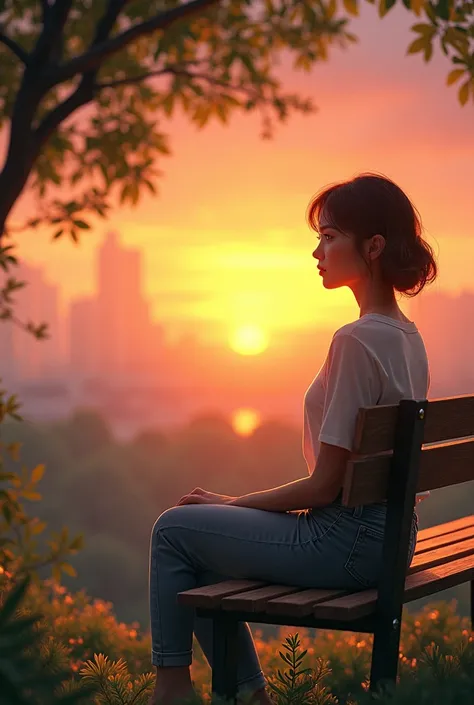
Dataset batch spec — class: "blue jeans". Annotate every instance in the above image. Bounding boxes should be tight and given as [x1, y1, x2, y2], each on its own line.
[149, 499, 418, 697]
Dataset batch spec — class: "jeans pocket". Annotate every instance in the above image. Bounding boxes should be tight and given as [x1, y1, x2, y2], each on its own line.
[344, 524, 385, 588]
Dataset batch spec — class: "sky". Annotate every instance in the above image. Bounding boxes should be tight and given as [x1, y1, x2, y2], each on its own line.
[6, 2, 474, 348]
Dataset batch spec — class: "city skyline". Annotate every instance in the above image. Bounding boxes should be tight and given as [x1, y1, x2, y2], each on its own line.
[1, 230, 473, 442]
[3, 227, 474, 384]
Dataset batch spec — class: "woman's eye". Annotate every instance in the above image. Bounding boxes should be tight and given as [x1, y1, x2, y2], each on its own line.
[317, 233, 333, 241]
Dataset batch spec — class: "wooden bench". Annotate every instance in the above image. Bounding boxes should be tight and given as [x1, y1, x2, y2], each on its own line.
[177, 395, 474, 701]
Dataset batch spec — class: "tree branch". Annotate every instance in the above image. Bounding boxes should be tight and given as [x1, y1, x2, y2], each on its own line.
[0, 32, 29, 64]
[97, 64, 266, 101]
[33, 82, 94, 148]
[48, 0, 222, 85]
[91, 0, 130, 47]
[94, 60, 205, 89]
[95, 68, 176, 89]
[33, 0, 75, 64]
[35, 0, 130, 147]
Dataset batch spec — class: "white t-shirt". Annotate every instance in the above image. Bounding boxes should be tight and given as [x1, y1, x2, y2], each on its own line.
[303, 313, 430, 503]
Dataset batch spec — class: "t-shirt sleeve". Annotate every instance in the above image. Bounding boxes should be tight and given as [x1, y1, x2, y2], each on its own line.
[319, 333, 382, 452]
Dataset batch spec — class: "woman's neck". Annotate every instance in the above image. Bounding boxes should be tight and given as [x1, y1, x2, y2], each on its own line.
[359, 306, 410, 323]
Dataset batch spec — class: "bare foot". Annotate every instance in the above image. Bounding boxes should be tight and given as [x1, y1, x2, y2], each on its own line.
[149, 665, 196, 705]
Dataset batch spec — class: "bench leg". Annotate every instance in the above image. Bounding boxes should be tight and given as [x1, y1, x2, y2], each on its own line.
[212, 616, 239, 704]
[369, 618, 401, 695]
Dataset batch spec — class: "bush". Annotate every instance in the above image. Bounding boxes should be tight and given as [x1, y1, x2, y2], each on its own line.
[3, 569, 473, 705]
[0, 576, 97, 704]
[2, 380, 473, 704]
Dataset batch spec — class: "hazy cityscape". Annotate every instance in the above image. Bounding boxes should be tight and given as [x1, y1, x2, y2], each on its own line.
[1, 230, 474, 440]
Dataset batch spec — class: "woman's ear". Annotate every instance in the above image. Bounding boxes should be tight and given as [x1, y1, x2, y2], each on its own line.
[367, 233, 385, 260]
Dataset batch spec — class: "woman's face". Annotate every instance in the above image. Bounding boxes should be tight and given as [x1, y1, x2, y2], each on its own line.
[312, 211, 370, 290]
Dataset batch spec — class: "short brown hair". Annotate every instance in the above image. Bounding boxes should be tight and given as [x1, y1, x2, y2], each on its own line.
[306, 172, 438, 297]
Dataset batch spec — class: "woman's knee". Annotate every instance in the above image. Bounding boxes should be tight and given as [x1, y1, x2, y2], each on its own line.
[151, 504, 191, 536]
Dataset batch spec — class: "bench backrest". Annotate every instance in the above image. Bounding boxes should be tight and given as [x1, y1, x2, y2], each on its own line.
[340, 394, 474, 629]
[342, 394, 474, 507]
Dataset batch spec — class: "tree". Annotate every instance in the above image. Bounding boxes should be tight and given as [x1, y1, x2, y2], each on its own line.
[0, 0, 472, 332]
[0, 0, 472, 243]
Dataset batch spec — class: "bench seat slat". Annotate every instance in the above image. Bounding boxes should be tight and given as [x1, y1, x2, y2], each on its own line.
[221, 585, 302, 612]
[415, 526, 474, 555]
[416, 515, 474, 543]
[312, 553, 474, 620]
[264, 589, 349, 617]
[186, 537, 474, 616]
[176, 518, 474, 618]
[177, 580, 265, 608]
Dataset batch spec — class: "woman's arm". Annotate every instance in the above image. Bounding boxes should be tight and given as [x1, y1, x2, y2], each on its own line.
[226, 476, 328, 512]
[227, 443, 351, 512]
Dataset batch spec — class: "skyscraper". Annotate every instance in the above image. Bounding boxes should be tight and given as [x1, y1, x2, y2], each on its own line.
[69, 231, 163, 383]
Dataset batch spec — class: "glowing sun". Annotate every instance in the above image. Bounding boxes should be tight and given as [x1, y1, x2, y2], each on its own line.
[229, 324, 269, 356]
[231, 408, 261, 436]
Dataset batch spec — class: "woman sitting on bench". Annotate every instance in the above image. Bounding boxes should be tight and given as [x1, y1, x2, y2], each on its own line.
[148, 171, 438, 705]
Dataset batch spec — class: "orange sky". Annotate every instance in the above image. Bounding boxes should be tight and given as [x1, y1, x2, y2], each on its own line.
[6, 3, 474, 347]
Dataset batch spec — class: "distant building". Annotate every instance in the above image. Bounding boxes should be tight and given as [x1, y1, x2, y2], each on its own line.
[69, 231, 165, 383]
[70, 297, 99, 378]
[0, 261, 62, 383]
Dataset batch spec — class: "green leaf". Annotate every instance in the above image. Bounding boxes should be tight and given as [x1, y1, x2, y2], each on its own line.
[31, 464, 45, 484]
[407, 36, 428, 54]
[162, 94, 175, 117]
[2, 503, 13, 525]
[447, 68, 465, 85]
[22, 491, 42, 501]
[31, 520, 47, 535]
[435, 0, 450, 20]
[379, 0, 397, 15]
[0, 576, 31, 628]
[343, 0, 359, 15]
[458, 80, 470, 105]
[61, 562, 77, 577]
[409, 0, 425, 15]
[53, 564, 62, 584]
[144, 179, 157, 194]
[69, 534, 84, 552]
[412, 22, 436, 39]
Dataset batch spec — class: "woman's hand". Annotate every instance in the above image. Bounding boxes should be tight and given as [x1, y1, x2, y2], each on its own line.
[176, 487, 236, 507]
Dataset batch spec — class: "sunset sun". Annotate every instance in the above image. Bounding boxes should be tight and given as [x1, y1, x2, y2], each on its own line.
[229, 324, 269, 356]
[231, 408, 261, 437]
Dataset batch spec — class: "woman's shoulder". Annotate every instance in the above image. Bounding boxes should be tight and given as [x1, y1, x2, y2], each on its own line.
[334, 314, 418, 341]
[330, 316, 418, 359]
[332, 317, 375, 344]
